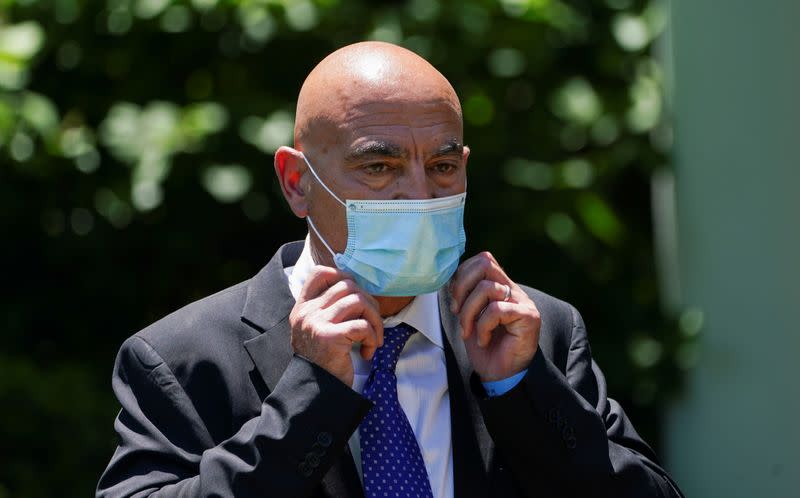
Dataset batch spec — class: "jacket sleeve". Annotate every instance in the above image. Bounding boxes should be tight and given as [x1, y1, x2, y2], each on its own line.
[96, 336, 372, 498]
[474, 303, 684, 498]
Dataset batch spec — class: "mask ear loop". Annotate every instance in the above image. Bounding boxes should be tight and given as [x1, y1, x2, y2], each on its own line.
[306, 216, 337, 260]
[300, 152, 344, 260]
[300, 153, 346, 206]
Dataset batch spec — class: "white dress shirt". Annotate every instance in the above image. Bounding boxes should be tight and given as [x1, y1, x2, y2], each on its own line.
[285, 236, 454, 498]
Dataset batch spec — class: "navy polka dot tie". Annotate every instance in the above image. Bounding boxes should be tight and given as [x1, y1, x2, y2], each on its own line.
[359, 323, 434, 498]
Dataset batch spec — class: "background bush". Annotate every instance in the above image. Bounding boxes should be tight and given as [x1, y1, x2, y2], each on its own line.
[0, 0, 691, 495]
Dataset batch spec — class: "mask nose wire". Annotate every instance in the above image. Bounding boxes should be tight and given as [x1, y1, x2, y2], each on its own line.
[300, 152, 343, 259]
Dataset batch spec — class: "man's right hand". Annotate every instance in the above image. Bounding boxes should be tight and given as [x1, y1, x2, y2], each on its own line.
[289, 265, 384, 387]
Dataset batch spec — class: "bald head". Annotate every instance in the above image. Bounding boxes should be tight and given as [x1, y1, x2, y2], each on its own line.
[295, 41, 462, 148]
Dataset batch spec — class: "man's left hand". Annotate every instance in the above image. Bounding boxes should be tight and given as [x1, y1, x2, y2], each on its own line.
[449, 251, 541, 382]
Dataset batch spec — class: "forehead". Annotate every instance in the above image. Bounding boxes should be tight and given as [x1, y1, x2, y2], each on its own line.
[337, 98, 463, 152]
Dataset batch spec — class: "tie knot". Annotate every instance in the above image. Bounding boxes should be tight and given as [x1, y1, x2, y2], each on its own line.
[372, 323, 415, 372]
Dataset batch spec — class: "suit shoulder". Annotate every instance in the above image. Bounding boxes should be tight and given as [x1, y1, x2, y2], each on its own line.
[518, 285, 578, 330]
[131, 280, 252, 366]
[515, 285, 585, 372]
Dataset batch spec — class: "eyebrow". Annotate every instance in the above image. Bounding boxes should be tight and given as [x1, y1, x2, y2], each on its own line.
[430, 140, 464, 158]
[345, 139, 464, 162]
[345, 141, 408, 161]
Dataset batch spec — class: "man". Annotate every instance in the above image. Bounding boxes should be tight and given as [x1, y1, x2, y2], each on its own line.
[97, 42, 683, 498]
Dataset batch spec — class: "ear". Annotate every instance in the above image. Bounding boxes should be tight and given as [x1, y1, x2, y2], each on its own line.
[462, 145, 471, 185]
[274, 146, 308, 218]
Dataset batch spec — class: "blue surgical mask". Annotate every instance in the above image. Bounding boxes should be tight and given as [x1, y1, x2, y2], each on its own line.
[301, 153, 467, 297]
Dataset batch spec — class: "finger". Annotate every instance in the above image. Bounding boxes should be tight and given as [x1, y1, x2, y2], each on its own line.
[323, 292, 384, 347]
[313, 274, 382, 315]
[459, 280, 510, 340]
[450, 252, 510, 314]
[331, 319, 380, 360]
[474, 301, 524, 347]
[315, 277, 361, 308]
[298, 265, 351, 302]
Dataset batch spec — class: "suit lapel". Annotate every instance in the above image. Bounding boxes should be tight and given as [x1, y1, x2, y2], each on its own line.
[438, 288, 493, 497]
[241, 241, 365, 498]
[241, 242, 299, 391]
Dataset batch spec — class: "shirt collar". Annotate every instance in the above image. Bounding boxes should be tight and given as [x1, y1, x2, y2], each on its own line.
[285, 235, 443, 349]
[382, 292, 443, 349]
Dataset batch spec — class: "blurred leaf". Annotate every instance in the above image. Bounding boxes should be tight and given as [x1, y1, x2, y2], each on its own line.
[551, 77, 602, 125]
[0, 21, 44, 61]
[202, 163, 252, 203]
[577, 192, 624, 245]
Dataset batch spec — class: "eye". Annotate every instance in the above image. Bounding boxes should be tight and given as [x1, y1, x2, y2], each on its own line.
[363, 162, 392, 175]
[430, 162, 458, 175]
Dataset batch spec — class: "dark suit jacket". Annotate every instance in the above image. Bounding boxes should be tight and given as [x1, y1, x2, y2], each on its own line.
[97, 241, 683, 498]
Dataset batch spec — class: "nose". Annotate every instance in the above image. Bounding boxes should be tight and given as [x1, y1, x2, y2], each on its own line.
[395, 161, 434, 200]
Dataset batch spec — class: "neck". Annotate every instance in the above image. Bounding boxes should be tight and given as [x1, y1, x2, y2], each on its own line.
[375, 295, 415, 317]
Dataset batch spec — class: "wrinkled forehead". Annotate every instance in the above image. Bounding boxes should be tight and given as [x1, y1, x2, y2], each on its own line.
[295, 46, 462, 151]
[342, 98, 462, 148]
[300, 92, 463, 158]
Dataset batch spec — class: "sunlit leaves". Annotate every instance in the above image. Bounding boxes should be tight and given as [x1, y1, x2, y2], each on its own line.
[369, 12, 403, 44]
[499, 0, 586, 36]
[55, 40, 82, 70]
[612, 13, 648, 51]
[505, 157, 596, 191]
[60, 126, 100, 172]
[0, 21, 43, 60]
[134, 0, 171, 19]
[0, 91, 62, 163]
[239, 110, 294, 155]
[504, 158, 554, 191]
[99, 102, 178, 164]
[94, 187, 134, 228]
[283, 0, 318, 31]
[487, 48, 526, 78]
[576, 193, 624, 246]
[627, 60, 664, 133]
[0, 21, 44, 89]
[19, 92, 58, 141]
[407, 0, 439, 22]
[629, 335, 663, 368]
[612, 2, 668, 52]
[550, 77, 602, 126]
[98, 101, 228, 210]
[53, 0, 82, 24]
[0, 98, 14, 147]
[8, 130, 33, 161]
[238, 5, 276, 44]
[160, 4, 193, 32]
[545, 211, 577, 245]
[202, 163, 252, 203]
[463, 93, 494, 126]
[561, 158, 593, 188]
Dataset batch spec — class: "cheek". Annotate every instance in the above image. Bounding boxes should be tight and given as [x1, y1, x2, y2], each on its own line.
[309, 192, 349, 248]
[431, 172, 466, 197]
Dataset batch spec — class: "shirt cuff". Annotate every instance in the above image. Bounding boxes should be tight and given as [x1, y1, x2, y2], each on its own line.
[481, 370, 527, 397]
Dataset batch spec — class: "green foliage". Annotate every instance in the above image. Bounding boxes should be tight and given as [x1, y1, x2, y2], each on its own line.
[0, 0, 690, 495]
